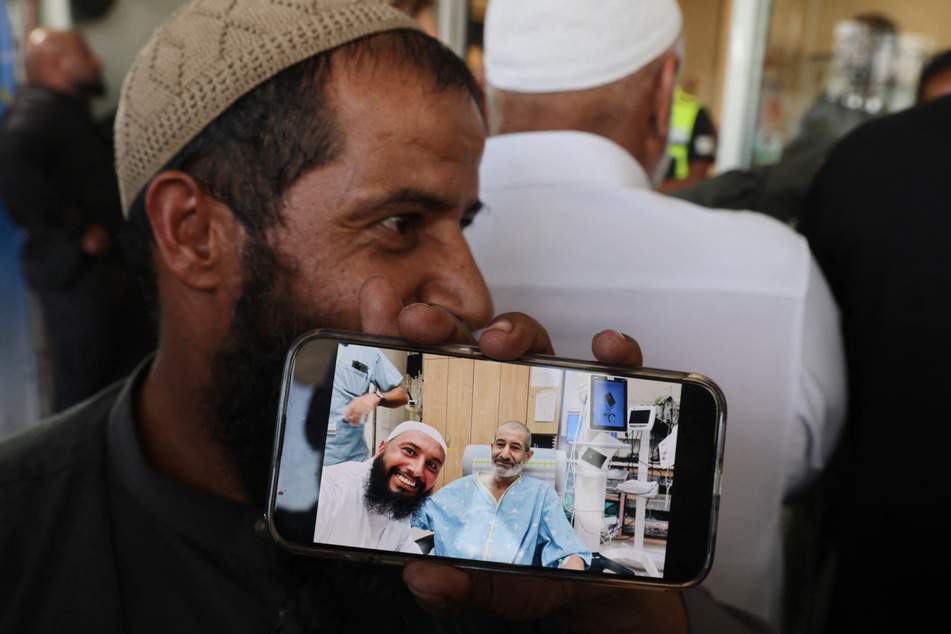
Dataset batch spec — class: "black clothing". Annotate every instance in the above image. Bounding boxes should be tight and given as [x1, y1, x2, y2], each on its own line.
[799, 94, 951, 631]
[674, 97, 879, 225]
[0, 86, 152, 410]
[0, 363, 551, 632]
[0, 362, 769, 633]
[0, 86, 121, 287]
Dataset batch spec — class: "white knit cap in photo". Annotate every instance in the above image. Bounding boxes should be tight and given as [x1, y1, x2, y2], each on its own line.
[484, 0, 683, 93]
[386, 421, 447, 456]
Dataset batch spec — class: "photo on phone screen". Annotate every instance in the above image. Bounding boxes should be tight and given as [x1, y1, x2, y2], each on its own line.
[267, 332, 725, 589]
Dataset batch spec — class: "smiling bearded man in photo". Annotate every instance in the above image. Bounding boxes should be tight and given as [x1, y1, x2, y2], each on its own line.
[314, 421, 446, 552]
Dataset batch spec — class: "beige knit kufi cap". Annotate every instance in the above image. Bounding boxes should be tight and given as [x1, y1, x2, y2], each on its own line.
[485, 0, 683, 93]
[114, 0, 422, 216]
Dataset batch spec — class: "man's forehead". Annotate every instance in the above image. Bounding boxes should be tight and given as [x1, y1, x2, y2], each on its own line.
[334, 49, 472, 101]
[329, 37, 484, 124]
[392, 430, 445, 461]
[495, 426, 527, 446]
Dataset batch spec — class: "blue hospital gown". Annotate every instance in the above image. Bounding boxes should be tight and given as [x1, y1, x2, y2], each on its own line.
[413, 474, 591, 568]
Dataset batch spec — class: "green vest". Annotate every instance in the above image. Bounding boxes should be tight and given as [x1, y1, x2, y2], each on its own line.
[669, 87, 703, 180]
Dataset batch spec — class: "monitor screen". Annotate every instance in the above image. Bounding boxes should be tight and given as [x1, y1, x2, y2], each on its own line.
[628, 406, 656, 430]
[564, 410, 582, 440]
[590, 375, 627, 432]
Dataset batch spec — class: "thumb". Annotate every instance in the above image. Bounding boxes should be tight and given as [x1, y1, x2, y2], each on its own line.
[402, 561, 575, 621]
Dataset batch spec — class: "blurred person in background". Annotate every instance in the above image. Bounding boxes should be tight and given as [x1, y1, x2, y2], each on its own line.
[466, 0, 845, 627]
[799, 85, 951, 634]
[673, 13, 901, 226]
[0, 28, 153, 413]
[657, 86, 717, 194]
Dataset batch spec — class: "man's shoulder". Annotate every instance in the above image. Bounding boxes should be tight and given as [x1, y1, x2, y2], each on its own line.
[443, 473, 478, 488]
[322, 458, 371, 485]
[516, 474, 557, 495]
[477, 132, 810, 275]
[0, 384, 127, 632]
[474, 176, 813, 299]
[1, 87, 65, 134]
[432, 473, 478, 497]
[825, 96, 951, 174]
[0, 382, 121, 486]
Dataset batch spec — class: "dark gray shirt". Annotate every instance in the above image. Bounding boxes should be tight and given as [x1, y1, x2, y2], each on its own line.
[0, 365, 507, 632]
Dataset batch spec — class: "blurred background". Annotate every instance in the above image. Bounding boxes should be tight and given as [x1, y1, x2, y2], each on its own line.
[2, 0, 949, 435]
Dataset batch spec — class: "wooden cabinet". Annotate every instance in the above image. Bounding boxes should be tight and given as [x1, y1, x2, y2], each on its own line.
[421, 354, 530, 489]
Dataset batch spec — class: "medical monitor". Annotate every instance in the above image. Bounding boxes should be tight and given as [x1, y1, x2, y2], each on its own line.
[628, 405, 656, 432]
[590, 375, 628, 433]
[564, 409, 583, 441]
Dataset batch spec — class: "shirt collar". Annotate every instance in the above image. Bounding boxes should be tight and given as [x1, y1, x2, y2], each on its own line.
[107, 358, 275, 568]
[480, 130, 651, 191]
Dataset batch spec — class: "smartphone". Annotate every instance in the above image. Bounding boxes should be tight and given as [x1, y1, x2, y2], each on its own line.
[266, 330, 726, 590]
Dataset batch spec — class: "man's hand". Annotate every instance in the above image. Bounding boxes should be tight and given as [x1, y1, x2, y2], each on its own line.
[359, 275, 557, 359]
[342, 393, 380, 426]
[402, 562, 687, 634]
[359, 275, 642, 364]
[359, 276, 679, 632]
[557, 554, 585, 571]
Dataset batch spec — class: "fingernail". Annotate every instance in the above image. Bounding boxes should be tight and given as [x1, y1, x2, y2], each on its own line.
[406, 586, 451, 609]
[484, 319, 513, 334]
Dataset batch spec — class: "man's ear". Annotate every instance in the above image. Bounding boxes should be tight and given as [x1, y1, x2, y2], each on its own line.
[525, 448, 534, 463]
[145, 171, 242, 292]
[374, 440, 387, 459]
[651, 53, 680, 143]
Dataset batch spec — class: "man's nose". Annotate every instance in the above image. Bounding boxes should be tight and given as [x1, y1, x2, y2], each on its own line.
[417, 235, 494, 331]
[406, 455, 424, 479]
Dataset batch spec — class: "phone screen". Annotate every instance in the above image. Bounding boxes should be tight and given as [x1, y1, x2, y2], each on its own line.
[267, 331, 725, 589]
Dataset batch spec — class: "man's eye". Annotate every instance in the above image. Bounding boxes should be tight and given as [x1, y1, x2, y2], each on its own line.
[461, 207, 481, 229]
[380, 214, 418, 235]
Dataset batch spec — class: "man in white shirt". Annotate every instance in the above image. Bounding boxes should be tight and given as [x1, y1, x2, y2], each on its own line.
[465, 0, 847, 627]
[314, 421, 446, 553]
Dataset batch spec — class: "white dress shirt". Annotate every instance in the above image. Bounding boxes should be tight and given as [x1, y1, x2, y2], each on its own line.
[466, 130, 846, 627]
[313, 459, 422, 554]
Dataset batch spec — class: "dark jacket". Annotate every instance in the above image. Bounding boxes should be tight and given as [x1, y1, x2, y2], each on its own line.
[0, 85, 123, 289]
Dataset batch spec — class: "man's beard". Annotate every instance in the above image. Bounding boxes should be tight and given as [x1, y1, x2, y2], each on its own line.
[493, 455, 525, 478]
[204, 237, 312, 506]
[363, 454, 431, 520]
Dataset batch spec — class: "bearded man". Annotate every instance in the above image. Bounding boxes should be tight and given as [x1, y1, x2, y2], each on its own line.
[414, 421, 590, 570]
[315, 421, 446, 552]
[0, 2, 768, 632]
